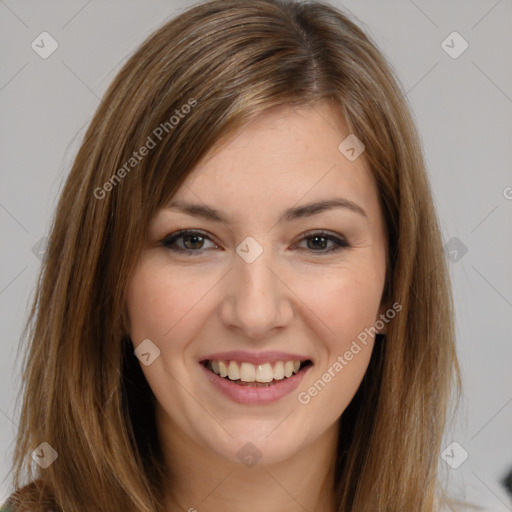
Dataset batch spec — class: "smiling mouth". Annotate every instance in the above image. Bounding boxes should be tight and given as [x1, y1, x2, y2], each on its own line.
[202, 359, 313, 387]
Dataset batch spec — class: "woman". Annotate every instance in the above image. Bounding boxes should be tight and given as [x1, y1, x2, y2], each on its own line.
[3, 0, 463, 510]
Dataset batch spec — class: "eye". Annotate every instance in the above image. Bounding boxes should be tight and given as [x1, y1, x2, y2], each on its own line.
[293, 230, 349, 253]
[161, 229, 218, 255]
[160, 229, 349, 255]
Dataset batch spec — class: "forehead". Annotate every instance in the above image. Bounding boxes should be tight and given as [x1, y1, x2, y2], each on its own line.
[168, 102, 379, 223]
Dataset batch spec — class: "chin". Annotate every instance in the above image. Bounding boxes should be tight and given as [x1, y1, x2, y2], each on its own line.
[208, 432, 305, 467]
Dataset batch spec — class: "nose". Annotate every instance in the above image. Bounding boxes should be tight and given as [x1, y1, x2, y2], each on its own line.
[218, 246, 294, 340]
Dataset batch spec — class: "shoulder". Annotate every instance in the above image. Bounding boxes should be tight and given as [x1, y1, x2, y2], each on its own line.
[0, 497, 17, 512]
[0, 500, 15, 511]
[1, 480, 52, 511]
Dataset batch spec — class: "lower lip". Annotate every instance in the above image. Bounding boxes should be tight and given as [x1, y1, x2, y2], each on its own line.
[200, 363, 311, 405]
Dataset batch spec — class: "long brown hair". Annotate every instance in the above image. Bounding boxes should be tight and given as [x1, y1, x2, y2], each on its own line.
[7, 1, 461, 510]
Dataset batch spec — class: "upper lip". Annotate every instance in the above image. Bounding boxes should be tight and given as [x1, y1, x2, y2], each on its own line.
[199, 351, 312, 365]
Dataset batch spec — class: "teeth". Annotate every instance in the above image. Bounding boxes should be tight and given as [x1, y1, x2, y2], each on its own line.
[273, 361, 285, 380]
[240, 362, 256, 382]
[255, 363, 273, 383]
[218, 360, 228, 378]
[228, 361, 240, 380]
[207, 359, 306, 383]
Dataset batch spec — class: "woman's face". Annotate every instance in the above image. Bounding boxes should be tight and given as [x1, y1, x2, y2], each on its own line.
[126, 101, 388, 466]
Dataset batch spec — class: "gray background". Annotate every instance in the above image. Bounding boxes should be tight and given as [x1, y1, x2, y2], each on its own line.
[1, 0, 511, 509]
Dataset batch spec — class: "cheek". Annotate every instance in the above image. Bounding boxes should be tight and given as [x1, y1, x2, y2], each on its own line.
[293, 260, 385, 344]
[334, 276, 383, 336]
[295, 270, 381, 419]
[125, 259, 211, 347]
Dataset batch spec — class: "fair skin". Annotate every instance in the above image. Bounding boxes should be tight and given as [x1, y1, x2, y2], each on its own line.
[126, 101, 389, 512]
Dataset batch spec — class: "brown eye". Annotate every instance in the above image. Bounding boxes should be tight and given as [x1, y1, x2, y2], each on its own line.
[295, 231, 349, 253]
[161, 230, 217, 254]
[161, 229, 349, 256]
[181, 233, 205, 250]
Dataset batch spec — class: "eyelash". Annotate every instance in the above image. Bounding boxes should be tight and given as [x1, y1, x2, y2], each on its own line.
[160, 229, 349, 256]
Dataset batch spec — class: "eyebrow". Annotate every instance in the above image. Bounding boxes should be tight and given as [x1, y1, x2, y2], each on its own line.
[166, 198, 368, 223]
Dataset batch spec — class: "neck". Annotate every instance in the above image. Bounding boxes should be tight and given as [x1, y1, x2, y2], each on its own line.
[156, 405, 339, 512]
